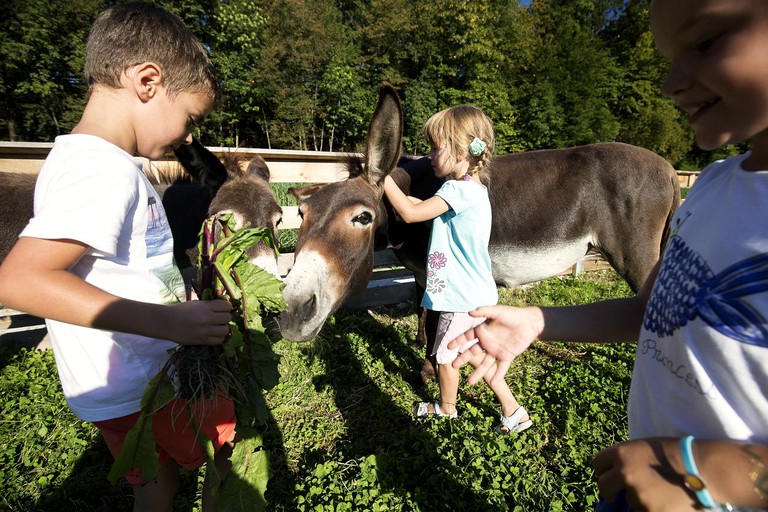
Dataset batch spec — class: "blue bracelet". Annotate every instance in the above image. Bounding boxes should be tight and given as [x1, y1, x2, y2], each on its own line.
[680, 435, 719, 509]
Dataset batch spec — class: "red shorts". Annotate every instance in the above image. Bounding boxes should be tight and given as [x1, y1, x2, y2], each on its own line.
[93, 393, 236, 484]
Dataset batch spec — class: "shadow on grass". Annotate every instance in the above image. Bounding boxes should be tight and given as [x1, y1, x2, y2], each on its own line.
[262, 304, 504, 511]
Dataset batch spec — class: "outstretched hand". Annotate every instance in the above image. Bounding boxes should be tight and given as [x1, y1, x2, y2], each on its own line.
[447, 305, 543, 386]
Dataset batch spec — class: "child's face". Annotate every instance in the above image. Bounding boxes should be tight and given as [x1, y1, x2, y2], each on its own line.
[428, 142, 469, 180]
[651, 0, 768, 152]
[136, 87, 214, 160]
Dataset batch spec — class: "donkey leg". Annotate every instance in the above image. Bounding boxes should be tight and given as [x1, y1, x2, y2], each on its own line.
[605, 226, 664, 293]
[419, 309, 439, 384]
[411, 307, 428, 349]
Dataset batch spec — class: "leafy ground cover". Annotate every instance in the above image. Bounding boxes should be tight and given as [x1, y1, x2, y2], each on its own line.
[0, 270, 633, 511]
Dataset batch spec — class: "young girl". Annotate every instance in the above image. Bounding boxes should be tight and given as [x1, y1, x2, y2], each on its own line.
[383, 105, 531, 434]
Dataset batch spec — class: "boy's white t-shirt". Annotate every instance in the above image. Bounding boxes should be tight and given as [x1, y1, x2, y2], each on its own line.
[630, 152, 768, 445]
[21, 134, 186, 422]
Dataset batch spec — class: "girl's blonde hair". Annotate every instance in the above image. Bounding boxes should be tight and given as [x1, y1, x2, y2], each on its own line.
[423, 105, 495, 180]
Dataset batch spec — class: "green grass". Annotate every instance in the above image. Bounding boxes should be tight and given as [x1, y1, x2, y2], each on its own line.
[271, 182, 302, 253]
[0, 270, 634, 511]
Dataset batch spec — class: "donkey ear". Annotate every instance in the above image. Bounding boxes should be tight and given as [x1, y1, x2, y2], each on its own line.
[289, 184, 326, 201]
[246, 154, 271, 182]
[173, 139, 228, 190]
[364, 83, 403, 187]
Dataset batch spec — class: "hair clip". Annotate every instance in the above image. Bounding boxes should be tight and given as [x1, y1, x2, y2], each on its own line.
[468, 137, 486, 156]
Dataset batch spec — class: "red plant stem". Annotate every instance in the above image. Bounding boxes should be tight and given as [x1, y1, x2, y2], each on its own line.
[199, 220, 216, 292]
[212, 264, 238, 299]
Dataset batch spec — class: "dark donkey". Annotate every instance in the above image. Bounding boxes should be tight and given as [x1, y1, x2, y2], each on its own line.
[278, 84, 680, 378]
[0, 140, 283, 279]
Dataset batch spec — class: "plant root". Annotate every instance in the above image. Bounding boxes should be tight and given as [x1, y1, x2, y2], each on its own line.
[169, 345, 235, 404]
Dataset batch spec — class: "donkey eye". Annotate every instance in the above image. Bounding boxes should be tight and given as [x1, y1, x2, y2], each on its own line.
[353, 211, 373, 225]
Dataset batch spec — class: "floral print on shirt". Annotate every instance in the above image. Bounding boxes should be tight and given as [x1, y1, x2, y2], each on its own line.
[426, 250, 448, 294]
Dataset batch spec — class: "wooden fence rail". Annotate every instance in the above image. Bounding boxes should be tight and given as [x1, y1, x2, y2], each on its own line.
[0, 142, 691, 338]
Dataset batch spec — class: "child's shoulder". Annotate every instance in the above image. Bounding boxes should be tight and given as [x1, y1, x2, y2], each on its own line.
[699, 152, 752, 175]
[42, 134, 142, 186]
[49, 134, 136, 166]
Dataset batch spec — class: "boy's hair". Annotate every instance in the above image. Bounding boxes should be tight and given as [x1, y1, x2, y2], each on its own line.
[84, 2, 220, 100]
[424, 106, 495, 179]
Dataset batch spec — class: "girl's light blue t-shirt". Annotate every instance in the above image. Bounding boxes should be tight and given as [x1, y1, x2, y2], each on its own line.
[421, 179, 498, 312]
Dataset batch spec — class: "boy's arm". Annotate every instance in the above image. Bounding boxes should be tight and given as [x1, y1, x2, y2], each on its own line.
[593, 437, 768, 510]
[383, 175, 448, 223]
[450, 260, 662, 386]
[0, 237, 231, 346]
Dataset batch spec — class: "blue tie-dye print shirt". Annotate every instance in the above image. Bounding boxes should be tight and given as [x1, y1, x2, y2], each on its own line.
[629, 152, 768, 446]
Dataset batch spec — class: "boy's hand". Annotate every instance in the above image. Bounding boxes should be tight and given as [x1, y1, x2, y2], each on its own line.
[169, 299, 232, 346]
[447, 305, 542, 385]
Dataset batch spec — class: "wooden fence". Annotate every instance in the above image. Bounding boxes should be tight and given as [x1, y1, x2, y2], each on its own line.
[0, 142, 694, 339]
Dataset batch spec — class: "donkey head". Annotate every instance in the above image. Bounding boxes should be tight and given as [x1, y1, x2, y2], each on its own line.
[171, 140, 283, 277]
[278, 83, 403, 341]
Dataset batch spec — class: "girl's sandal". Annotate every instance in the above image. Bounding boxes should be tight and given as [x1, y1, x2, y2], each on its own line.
[495, 406, 532, 434]
[413, 401, 458, 419]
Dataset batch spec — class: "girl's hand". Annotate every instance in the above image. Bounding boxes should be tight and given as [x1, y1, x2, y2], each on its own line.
[168, 299, 232, 346]
[447, 305, 543, 385]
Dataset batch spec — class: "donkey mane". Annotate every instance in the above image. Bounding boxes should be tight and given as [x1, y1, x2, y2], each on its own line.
[345, 156, 366, 179]
[144, 150, 250, 186]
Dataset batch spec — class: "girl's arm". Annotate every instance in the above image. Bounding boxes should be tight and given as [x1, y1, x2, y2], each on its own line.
[0, 237, 231, 346]
[383, 175, 449, 223]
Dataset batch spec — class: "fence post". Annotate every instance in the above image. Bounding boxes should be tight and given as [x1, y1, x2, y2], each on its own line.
[572, 256, 585, 277]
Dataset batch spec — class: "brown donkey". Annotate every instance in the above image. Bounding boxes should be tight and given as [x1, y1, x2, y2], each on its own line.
[278, 83, 680, 381]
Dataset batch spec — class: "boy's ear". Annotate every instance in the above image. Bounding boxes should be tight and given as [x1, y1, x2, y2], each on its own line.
[132, 63, 163, 101]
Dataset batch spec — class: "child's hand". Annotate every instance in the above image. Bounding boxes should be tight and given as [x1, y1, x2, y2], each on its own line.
[169, 299, 232, 346]
[593, 438, 697, 511]
[447, 305, 542, 385]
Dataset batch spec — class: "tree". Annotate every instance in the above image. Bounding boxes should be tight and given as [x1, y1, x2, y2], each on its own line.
[0, 0, 100, 141]
[204, 0, 268, 147]
[515, 0, 623, 149]
[603, 0, 693, 167]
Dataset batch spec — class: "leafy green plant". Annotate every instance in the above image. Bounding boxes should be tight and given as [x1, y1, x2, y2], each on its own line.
[109, 213, 285, 510]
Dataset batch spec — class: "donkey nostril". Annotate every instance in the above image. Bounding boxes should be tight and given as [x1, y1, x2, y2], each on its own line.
[296, 293, 317, 320]
[305, 293, 317, 312]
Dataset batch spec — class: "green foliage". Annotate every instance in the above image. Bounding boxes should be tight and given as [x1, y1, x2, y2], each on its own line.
[107, 213, 285, 509]
[1, 0, 724, 168]
[517, 0, 624, 149]
[0, 0, 98, 141]
[0, 270, 634, 510]
[0, 348, 134, 510]
[217, 430, 270, 511]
